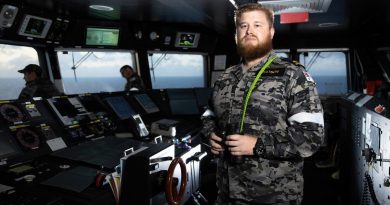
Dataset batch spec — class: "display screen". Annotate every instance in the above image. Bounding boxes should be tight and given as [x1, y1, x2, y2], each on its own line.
[78, 95, 107, 113]
[47, 97, 80, 126]
[52, 98, 79, 117]
[18, 15, 53, 38]
[134, 94, 160, 114]
[167, 89, 199, 115]
[105, 96, 136, 120]
[175, 32, 200, 48]
[86, 27, 120, 46]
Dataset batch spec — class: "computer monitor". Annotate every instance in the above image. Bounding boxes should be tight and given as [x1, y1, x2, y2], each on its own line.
[78, 94, 107, 114]
[18, 14, 52, 39]
[105, 96, 136, 120]
[134, 93, 160, 114]
[85, 27, 120, 46]
[46, 97, 85, 126]
[174, 32, 200, 48]
[167, 89, 199, 115]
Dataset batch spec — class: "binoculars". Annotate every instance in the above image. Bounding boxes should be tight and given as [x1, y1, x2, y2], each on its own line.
[216, 126, 244, 165]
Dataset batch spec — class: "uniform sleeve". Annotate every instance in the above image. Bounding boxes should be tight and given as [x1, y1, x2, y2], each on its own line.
[258, 67, 324, 160]
[36, 81, 62, 98]
[18, 86, 37, 100]
[200, 77, 222, 138]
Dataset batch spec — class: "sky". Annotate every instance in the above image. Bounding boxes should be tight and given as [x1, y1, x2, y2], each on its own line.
[0, 44, 39, 78]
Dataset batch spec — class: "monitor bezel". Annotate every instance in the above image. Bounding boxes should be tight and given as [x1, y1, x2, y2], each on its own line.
[18, 14, 53, 39]
[174, 32, 200, 48]
[85, 26, 120, 47]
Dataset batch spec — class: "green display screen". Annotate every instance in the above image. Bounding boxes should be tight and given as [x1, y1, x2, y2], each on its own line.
[85, 27, 120, 46]
[175, 32, 200, 48]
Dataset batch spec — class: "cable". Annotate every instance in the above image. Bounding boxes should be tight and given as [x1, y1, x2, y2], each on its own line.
[361, 172, 380, 205]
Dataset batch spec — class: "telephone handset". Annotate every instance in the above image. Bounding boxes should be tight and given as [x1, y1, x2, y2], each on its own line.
[131, 114, 149, 137]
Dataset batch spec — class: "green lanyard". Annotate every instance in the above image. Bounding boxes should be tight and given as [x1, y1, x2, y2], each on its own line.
[239, 55, 278, 133]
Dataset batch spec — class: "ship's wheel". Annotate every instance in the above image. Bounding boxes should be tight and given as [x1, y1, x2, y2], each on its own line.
[165, 157, 187, 205]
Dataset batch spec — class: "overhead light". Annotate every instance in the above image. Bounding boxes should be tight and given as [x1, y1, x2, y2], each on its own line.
[89, 5, 114, 11]
[259, 0, 332, 15]
[318, 22, 340, 27]
[228, 0, 238, 9]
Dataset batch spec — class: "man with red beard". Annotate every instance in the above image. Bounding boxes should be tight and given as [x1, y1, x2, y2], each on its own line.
[201, 3, 324, 205]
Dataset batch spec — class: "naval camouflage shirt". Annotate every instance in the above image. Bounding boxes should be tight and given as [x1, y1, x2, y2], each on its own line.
[18, 78, 62, 100]
[203, 52, 324, 204]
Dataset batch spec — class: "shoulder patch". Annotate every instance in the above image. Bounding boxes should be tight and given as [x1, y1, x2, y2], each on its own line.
[303, 71, 314, 82]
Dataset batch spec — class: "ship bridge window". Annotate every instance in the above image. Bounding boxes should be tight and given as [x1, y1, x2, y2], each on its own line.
[148, 52, 205, 89]
[274, 49, 290, 59]
[298, 50, 348, 96]
[56, 50, 135, 94]
[0, 44, 39, 100]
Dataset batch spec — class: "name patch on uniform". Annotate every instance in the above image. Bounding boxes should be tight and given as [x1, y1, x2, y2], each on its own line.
[303, 71, 314, 82]
[262, 67, 285, 76]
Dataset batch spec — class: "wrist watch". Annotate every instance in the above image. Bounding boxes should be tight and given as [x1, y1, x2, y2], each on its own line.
[253, 138, 265, 157]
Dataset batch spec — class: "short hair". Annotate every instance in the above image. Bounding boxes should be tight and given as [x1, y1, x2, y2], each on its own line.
[234, 3, 274, 27]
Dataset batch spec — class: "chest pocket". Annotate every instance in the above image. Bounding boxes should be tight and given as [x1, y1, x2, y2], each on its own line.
[246, 77, 287, 127]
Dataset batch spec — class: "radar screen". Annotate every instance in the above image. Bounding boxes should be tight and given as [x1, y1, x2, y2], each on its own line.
[9, 125, 43, 151]
[0, 102, 27, 123]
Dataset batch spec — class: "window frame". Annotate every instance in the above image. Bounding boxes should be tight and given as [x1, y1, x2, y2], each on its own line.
[147, 51, 207, 89]
[297, 48, 350, 96]
[55, 48, 137, 94]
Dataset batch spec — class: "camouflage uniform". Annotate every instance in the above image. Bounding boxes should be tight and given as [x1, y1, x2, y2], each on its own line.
[124, 75, 145, 91]
[18, 78, 61, 100]
[202, 52, 324, 205]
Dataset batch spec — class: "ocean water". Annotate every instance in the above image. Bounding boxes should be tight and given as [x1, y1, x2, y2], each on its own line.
[0, 78, 26, 100]
[0, 76, 346, 100]
[151, 76, 205, 89]
[62, 77, 124, 94]
[312, 76, 348, 96]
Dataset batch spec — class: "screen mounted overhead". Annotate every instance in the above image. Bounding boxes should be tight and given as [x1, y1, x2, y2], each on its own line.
[174, 32, 200, 48]
[86, 27, 120, 46]
[18, 14, 53, 39]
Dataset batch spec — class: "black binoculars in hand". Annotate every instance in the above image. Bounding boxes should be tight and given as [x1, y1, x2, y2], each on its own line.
[216, 125, 244, 165]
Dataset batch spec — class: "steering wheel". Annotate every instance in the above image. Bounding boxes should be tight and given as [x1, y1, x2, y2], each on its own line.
[165, 157, 187, 205]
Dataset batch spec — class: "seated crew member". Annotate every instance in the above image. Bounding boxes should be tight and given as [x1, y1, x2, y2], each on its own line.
[120, 65, 145, 91]
[18, 64, 62, 100]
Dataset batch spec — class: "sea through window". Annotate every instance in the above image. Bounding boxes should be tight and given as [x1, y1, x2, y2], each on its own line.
[148, 52, 205, 89]
[298, 50, 348, 96]
[0, 44, 39, 100]
[56, 49, 135, 94]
